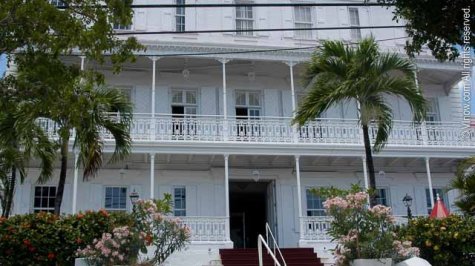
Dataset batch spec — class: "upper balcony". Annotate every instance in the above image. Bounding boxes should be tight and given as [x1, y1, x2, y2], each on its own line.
[38, 114, 475, 156]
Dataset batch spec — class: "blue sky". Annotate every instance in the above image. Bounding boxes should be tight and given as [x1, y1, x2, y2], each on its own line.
[0, 54, 6, 77]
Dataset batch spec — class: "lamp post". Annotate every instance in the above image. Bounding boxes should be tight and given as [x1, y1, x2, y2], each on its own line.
[402, 193, 413, 220]
[129, 190, 139, 212]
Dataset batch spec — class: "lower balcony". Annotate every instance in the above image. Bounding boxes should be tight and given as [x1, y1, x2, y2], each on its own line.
[38, 114, 475, 148]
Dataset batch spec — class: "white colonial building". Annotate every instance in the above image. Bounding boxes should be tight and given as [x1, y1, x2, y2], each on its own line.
[11, 1, 475, 265]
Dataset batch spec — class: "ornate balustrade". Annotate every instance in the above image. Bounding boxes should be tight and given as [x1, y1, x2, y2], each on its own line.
[300, 216, 332, 241]
[179, 216, 228, 242]
[37, 114, 475, 147]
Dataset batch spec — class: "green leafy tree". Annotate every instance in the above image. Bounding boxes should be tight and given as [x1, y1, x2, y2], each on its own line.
[294, 38, 426, 206]
[376, 0, 474, 61]
[0, 0, 142, 70]
[451, 156, 475, 215]
[0, 0, 142, 215]
[16, 54, 133, 214]
[0, 83, 55, 217]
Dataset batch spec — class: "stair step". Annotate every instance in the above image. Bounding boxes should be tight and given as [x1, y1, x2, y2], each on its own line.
[220, 248, 323, 266]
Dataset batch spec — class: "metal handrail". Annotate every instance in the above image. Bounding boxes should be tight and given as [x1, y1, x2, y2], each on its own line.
[258, 235, 283, 266]
[264, 223, 287, 266]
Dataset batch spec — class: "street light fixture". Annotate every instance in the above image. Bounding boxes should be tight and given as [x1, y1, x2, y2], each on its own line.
[129, 190, 140, 212]
[402, 193, 413, 220]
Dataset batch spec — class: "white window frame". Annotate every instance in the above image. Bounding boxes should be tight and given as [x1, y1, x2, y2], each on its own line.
[50, 0, 66, 7]
[104, 186, 128, 212]
[305, 188, 326, 216]
[173, 186, 186, 216]
[294, 6, 314, 40]
[33, 186, 57, 213]
[425, 98, 440, 123]
[348, 7, 361, 40]
[235, 1, 254, 36]
[171, 89, 199, 116]
[235, 90, 262, 118]
[175, 0, 186, 32]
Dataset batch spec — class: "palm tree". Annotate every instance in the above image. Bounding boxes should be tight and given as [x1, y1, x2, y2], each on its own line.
[0, 100, 55, 217]
[450, 157, 475, 215]
[293, 38, 426, 206]
[45, 83, 133, 214]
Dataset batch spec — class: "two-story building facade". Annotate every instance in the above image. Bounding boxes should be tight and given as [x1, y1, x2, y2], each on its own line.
[10, 1, 474, 265]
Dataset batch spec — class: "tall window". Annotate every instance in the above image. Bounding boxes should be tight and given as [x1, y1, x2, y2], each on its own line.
[176, 0, 186, 32]
[113, 23, 132, 31]
[171, 89, 198, 117]
[236, 2, 254, 36]
[375, 188, 389, 206]
[235, 91, 261, 118]
[426, 188, 448, 214]
[425, 98, 440, 123]
[174, 187, 186, 216]
[33, 186, 56, 213]
[348, 8, 361, 40]
[104, 187, 127, 211]
[50, 0, 66, 7]
[306, 189, 326, 216]
[294, 7, 313, 39]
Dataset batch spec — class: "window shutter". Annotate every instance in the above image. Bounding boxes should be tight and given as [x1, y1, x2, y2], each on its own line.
[160, 0, 174, 31]
[282, 7, 294, 38]
[316, 7, 328, 40]
[256, 7, 269, 37]
[337, 7, 350, 40]
[91, 184, 103, 210]
[62, 184, 72, 214]
[186, 185, 198, 216]
[134, 10, 147, 31]
[20, 183, 32, 214]
[222, 0, 234, 35]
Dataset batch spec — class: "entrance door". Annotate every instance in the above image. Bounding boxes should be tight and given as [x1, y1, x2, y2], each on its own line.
[267, 180, 278, 242]
[229, 181, 268, 248]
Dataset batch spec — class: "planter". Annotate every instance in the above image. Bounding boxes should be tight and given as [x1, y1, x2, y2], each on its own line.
[351, 258, 393, 266]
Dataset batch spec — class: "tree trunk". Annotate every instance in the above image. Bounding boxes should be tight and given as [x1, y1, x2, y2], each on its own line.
[362, 124, 377, 207]
[54, 137, 69, 215]
[2, 166, 16, 217]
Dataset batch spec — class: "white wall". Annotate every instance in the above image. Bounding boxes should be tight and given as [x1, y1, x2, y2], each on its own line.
[16, 166, 455, 248]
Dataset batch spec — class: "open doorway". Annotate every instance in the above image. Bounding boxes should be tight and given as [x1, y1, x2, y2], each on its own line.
[229, 180, 277, 248]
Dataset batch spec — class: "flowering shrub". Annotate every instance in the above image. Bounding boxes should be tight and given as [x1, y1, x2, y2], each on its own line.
[77, 198, 190, 265]
[0, 210, 132, 266]
[77, 226, 143, 266]
[397, 215, 475, 265]
[318, 188, 419, 265]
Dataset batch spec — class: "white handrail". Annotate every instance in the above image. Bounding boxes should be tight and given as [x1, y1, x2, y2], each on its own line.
[258, 235, 282, 266]
[265, 223, 286, 266]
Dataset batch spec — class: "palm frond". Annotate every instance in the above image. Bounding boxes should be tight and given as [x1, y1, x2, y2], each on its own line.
[361, 96, 393, 152]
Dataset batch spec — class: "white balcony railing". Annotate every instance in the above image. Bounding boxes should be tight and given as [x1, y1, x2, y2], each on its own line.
[37, 114, 475, 147]
[179, 216, 228, 242]
[300, 216, 332, 241]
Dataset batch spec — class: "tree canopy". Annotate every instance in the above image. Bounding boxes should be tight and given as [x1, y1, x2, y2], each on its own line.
[377, 0, 474, 61]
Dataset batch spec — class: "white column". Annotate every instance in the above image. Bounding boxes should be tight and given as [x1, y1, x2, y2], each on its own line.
[80, 56, 86, 71]
[287, 61, 297, 113]
[72, 152, 79, 213]
[286, 61, 299, 143]
[295, 155, 303, 239]
[150, 57, 159, 141]
[425, 157, 434, 209]
[220, 59, 230, 140]
[224, 154, 230, 240]
[150, 153, 155, 199]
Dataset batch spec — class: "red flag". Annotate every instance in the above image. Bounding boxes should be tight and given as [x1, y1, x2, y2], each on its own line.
[429, 194, 449, 219]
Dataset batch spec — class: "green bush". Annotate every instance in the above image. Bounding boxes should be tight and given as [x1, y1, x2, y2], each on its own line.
[0, 210, 132, 266]
[397, 215, 475, 265]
